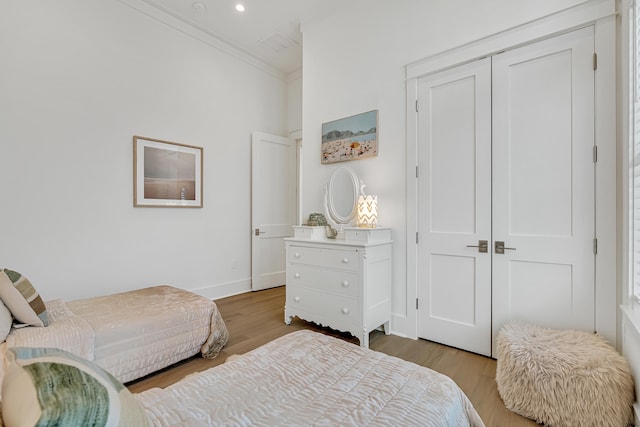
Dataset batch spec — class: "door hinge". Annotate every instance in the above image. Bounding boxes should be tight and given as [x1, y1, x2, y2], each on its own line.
[593, 53, 597, 70]
[416, 232, 419, 244]
[593, 238, 598, 255]
[593, 146, 597, 163]
[416, 165, 419, 178]
[416, 298, 419, 310]
[415, 100, 419, 112]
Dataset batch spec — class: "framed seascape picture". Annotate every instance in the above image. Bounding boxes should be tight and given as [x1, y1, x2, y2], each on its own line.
[133, 136, 203, 208]
[321, 110, 378, 164]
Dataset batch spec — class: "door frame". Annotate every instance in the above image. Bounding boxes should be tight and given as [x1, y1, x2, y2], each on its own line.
[404, 0, 617, 347]
[251, 131, 298, 291]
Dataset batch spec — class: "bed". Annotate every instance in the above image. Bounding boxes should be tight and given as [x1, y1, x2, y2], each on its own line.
[137, 330, 485, 426]
[2, 330, 484, 427]
[0, 285, 228, 393]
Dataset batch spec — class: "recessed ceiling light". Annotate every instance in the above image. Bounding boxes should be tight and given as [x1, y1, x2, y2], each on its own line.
[235, 3, 245, 12]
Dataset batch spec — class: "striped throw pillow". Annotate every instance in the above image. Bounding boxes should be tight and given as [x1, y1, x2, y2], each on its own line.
[0, 269, 48, 327]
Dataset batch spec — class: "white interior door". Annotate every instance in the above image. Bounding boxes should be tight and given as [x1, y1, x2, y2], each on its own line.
[416, 26, 595, 357]
[491, 26, 595, 354]
[417, 58, 493, 356]
[251, 132, 297, 291]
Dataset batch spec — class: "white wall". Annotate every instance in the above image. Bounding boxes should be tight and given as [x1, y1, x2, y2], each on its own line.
[287, 69, 303, 136]
[301, 0, 588, 336]
[0, 0, 287, 301]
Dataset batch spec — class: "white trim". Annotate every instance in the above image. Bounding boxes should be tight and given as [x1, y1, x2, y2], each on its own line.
[620, 0, 633, 338]
[288, 130, 302, 139]
[399, 76, 418, 339]
[622, 304, 640, 340]
[192, 278, 252, 300]
[405, 0, 617, 345]
[117, 0, 286, 81]
[593, 14, 618, 346]
[406, 0, 616, 80]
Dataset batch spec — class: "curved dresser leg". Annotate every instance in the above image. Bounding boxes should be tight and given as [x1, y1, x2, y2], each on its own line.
[361, 330, 369, 348]
[284, 308, 292, 325]
[383, 321, 391, 335]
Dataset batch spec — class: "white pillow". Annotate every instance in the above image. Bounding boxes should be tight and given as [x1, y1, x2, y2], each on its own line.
[0, 299, 11, 342]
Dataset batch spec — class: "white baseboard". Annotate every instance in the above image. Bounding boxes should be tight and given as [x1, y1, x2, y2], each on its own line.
[192, 278, 251, 300]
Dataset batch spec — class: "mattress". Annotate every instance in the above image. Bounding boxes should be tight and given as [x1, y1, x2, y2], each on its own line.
[137, 330, 485, 426]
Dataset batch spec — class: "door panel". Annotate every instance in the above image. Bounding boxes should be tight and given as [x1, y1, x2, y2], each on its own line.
[504, 49, 574, 237]
[251, 132, 296, 291]
[507, 260, 575, 324]
[491, 26, 595, 354]
[416, 26, 596, 358]
[430, 74, 481, 234]
[417, 58, 492, 356]
[429, 254, 478, 325]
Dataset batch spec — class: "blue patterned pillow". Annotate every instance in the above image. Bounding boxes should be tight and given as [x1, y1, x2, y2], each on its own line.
[1, 347, 150, 427]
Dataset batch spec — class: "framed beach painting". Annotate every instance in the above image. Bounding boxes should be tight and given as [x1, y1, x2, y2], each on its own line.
[321, 110, 378, 164]
[133, 136, 203, 208]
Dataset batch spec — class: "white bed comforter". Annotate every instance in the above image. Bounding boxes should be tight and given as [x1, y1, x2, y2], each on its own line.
[0, 286, 228, 399]
[137, 330, 485, 427]
[0, 299, 94, 400]
[3, 299, 94, 359]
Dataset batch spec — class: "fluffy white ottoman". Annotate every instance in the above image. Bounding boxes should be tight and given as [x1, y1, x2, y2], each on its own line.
[496, 322, 634, 427]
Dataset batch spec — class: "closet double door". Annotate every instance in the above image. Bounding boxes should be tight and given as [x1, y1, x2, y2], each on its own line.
[417, 26, 596, 357]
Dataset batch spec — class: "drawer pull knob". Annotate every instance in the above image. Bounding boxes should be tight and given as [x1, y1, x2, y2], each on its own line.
[294, 273, 300, 278]
[294, 296, 300, 302]
[341, 308, 349, 315]
[341, 281, 349, 287]
[342, 258, 349, 264]
[294, 253, 301, 258]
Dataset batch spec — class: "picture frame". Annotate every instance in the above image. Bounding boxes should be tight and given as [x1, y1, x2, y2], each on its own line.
[133, 136, 203, 208]
[321, 110, 378, 164]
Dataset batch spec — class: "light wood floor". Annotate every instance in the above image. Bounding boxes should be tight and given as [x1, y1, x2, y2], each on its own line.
[127, 286, 538, 427]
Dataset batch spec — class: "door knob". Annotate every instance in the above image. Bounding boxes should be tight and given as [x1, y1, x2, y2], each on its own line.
[466, 240, 488, 253]
[495, 241, 516, 254]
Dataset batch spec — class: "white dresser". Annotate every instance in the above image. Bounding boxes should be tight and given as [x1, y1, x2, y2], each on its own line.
[284, 228, 392, 348]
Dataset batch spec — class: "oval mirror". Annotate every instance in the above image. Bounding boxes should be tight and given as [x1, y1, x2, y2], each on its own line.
[325, 167, 360, 226]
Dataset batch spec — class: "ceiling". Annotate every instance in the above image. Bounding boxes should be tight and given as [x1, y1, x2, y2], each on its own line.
[141, 0, 348, 75]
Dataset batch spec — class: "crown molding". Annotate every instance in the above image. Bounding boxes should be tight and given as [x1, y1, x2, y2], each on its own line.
[117, 0, 287, 81]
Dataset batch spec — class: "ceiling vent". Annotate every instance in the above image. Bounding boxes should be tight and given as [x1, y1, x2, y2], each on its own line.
[259, 29, 300, 52]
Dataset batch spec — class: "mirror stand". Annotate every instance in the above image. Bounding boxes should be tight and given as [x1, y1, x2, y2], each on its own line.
[323, 166, 362, 239]
[323, 187, 345, 239]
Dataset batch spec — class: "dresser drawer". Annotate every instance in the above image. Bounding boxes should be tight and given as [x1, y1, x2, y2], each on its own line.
[287, 287, 358, 331]
[288, 245, 358, 271]
[287, 265, 358, 297]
